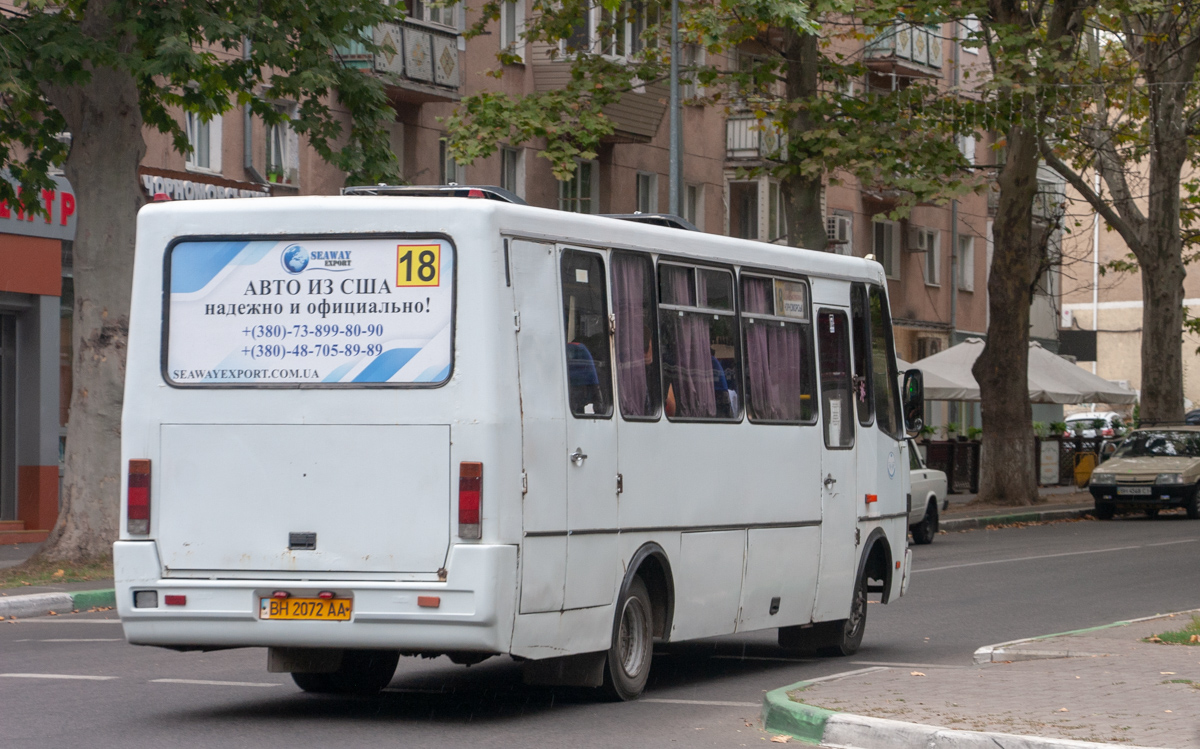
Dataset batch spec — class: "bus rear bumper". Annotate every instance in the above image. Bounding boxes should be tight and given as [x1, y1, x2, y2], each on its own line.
[114, 541, 517, 654]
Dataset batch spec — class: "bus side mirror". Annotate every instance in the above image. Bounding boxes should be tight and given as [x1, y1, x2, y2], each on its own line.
[902, 369, 924, 434]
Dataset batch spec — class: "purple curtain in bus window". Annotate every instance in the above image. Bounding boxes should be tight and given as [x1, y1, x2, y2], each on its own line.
[744, 278, 804, 421]
[662, 265, 716, 417]
[613, 254, 649, 416]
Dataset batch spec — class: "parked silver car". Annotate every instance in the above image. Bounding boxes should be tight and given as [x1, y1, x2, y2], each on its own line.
[907, 438, 949, 544]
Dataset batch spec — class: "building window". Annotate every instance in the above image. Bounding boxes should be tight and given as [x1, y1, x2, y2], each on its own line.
[873, 219, 898, 279]
[767, 182, 786, 242]
[500, 146, 523, 197]
[559, 160, 597, 213]
[918, 228, 940, 286]
[265, 106, 298, 185]
[185, 112, 221, 173]
[636, 172, 658, 213]
[439, 138, 462, 184]
[957, 235, 975, 291]
[681, 43, 704, 100]
[684, 183, 703, 229]
[729, 181, 758, 239]
[500, 0, 525, 60]
[411, 0, 460, 28]
[959, 133, 976, 165]
[960, 15, 980, 55]
[567, 1, 658, 58]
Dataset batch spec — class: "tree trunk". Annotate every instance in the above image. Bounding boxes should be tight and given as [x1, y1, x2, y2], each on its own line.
[781, 31, 828, 251]
[1136, 52, 1190, 422]
[972, 121, 1041, 506]
[36, 64, 146, 561]
[1138, 234, 1186, 422]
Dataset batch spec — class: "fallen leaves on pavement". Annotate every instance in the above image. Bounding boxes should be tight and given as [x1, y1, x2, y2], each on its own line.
[910, 671, 926, 677]
[770, 735, 790, 743]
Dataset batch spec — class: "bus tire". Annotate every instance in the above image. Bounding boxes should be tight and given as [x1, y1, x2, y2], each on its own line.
[816, 572, 868, 657]
[291, 649, 399, 695]
[602, 576, 654, 701]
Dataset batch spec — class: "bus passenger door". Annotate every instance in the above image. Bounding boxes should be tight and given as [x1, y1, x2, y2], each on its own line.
[559, 248, 619, 610]
[850, 284, 882, 523]
[812, 307, 859, 623]
[511, 240, 568, 614]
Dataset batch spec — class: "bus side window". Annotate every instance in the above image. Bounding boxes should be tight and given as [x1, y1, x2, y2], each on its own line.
[817, 309, 855, 448]
[611, 251, 661, 419]
[869, 285, 902, 438]
[850, 283, 874, 427]
[658, 263, 742, 421]
[740, 275, 816, 424]
[561, 250, 614, 418]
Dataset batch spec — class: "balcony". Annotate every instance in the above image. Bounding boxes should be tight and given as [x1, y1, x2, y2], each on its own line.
[336, 19, 462, 104]
[864, 22, 944, 79]
[726, 116, 786, 161]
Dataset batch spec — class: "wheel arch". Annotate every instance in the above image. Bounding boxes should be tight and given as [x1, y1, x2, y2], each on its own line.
[620, 542, 675, 641]
[856, 527, 894, 604]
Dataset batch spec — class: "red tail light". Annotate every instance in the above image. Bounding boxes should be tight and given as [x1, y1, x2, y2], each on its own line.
[459, 462, 483, 540]
[127, 460, 151, 535]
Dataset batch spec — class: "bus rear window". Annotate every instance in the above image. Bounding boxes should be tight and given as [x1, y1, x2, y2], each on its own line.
[164, 237, 454, 386]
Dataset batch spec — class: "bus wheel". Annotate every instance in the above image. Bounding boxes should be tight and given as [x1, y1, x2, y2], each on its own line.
[291, 649, 399, 695]
[602, 576, 654, 701]
[816, 573, 868, 657]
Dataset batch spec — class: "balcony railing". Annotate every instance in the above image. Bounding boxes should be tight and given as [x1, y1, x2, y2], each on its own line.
[864, 22, 943, 74]
[335, 19, 462, 100]
[726, 116, 786, 160]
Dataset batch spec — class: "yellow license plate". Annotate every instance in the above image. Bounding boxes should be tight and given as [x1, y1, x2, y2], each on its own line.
[259, 597, 352, 621]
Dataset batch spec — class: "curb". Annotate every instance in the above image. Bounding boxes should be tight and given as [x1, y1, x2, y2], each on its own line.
[941, 508, 1090, 532]
[0, 588, 116, 619]
[972, 607, 1200, 664]
[762, 676, 1156, 749]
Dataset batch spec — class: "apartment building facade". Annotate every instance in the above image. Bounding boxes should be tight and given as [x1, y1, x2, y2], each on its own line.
[0, 3, 1033, 531]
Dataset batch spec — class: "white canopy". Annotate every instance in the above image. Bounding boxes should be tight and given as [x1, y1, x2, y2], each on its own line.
[901, 338, 1137, 405]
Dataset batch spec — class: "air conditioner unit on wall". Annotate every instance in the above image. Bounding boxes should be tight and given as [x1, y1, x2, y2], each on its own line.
[906, 225, 930, 252]
[826, 214, 851, 244]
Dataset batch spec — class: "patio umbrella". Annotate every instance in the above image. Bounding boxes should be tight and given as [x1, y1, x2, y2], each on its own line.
[903, 337, 1135, 404]
[1028, 343, 1137, 404]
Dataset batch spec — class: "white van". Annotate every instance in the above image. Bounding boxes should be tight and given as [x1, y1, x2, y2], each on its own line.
[116, 188, 922, 700]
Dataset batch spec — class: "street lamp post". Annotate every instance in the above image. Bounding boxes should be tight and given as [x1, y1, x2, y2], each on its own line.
[668, 0, 682, 217]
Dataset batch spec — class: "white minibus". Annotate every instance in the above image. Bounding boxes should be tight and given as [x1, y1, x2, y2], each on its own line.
[116, 187, 923, 700]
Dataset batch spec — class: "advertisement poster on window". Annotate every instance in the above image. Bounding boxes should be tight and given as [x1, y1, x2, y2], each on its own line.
[166, 237, 453, 385]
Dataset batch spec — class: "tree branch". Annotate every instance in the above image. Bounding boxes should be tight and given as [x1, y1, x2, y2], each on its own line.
[1039, 139, 1144, 253]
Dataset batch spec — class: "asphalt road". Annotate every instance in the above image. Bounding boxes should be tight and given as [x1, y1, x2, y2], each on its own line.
[3, 513, 1197, 748]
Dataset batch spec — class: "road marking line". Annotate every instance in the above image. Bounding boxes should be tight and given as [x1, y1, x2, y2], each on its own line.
[150, 678, 282, 688]
[804, 666, 889, 684]
[13, 638, 123, 643]
[914, 538, 1197, 574]
[0, 673, 118, 680]
[642, 698, 761, 707]
[850, 661, 967, 669]
[711, 655, 815, 663]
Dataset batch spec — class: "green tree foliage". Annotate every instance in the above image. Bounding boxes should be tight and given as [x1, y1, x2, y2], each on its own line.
[445, 0, 981, 248]
[1040, 0, 1200, 421]
[0, 0, 401, 560]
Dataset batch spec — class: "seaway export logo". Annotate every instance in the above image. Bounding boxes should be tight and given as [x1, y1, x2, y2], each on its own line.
[281, 244, 310, 274]
[281, 243, 353, 274]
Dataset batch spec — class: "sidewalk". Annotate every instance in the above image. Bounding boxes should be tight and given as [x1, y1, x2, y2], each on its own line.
[939, 488, 1096, 532]
[763, 610, 1200, 748]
